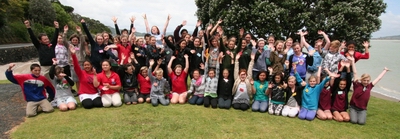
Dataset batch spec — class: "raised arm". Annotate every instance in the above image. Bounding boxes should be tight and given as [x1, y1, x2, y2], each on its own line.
[359, 41, 370, 59]
[112, 16, 121, 35]
[184, 54, 189, 73]
[24, 20, 40, 47]
[148, 59, 156, 81]
[174, 20, 186, 42]
[247, 53, 255, 80]
[129, 16, 135, 34]
[5, 63, 18, 84]
[234, 54, 240, 80]
[372, 67, 389, 86]
[50, 21, 60, 46]
[167, 56, 175, 74]
[318, 30, 330, 50]
[81, 19, 96, 46]
[192, 20, 201, 38]
[142, 14, 150, 33]
[210, 19, 222, 36]
[162, 14, 171, 35]
[62, 25, 70, 47]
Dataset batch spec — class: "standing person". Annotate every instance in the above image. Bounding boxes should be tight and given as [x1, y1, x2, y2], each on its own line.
[321, 40, 347, 76]
[269, 40, 287, 75]
[143, 14, 171, 48]
[251, 70, 269, 113]
[70, 45, 103, 109]
[251, 39, 271, 79]
[132, 38, 148, 67]
[49, 58, 77, 111]
[203, 53, 221, 108]
[148, 59, 170, 106]
[300, 31, 325, 82]
[67, 25, 86, 93]
[24, 20, 59, 80]
[288, 42, 314, 81]
[231, 53, 255, 111]
[93, 60, 122, 107]
[167, 55, 189, 104]
[173, 20, 189, 43]
[188, 37, 206, 77]
[5, 63, 55, 117]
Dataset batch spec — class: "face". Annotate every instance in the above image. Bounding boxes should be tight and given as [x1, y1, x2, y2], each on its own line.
[57, 35, 63, 44]
[71, 37, 79, 45]
[329, 45, 338, 53]
[137, 39, 144, 46]
[211, 39, 218, 47]
[194, 38, 201, 47]
[180, 41, 187, 49]
[102, 33, 109, 41]
[208, 70, 215, 78]
[223, 70, 229, 79]
[293, 44, 301, 54]
[276, 42, 284, 51]
[240, 71, 246, 81]
[126, 66, 134, 74]
[193, 71, 200, 80]
[268, 37, 275, 44]
[288, 79, 296, 87]
[121, 37, 128, 44]
[274, 75, 281, 84]
[141, 69, 148, 77]
[175, 67, 182, 76]
[96, 36, 104, 45]
[198, 30, 204, 38]
[258, 41, 265, 48]
[156, 73, 163, 80]
[245, 34, 251, 41]
[309, 78, 317, 87]
[150, 37, 156, 45]
[168, 37, 174, 43]
[347, 44, 355, 51]
[361, 77, 370, 87]
[181, 31, 188, 37]
[241, 40, 247, 48]
[101, 61, 111, 71]
[286, 41, 293, 48]
[151, 26, 159, 34]
[228, 42, 235, 49]
[113, 37, 120, 44]
[83, 61, 92, 72]
[40, 36, 50, 45]
[184, 35, 191, 42]
[258, 73, 266, 81]
[339, 80, 347, 90]
[145, 36, 150, 43]
[31, 67, 41, 76]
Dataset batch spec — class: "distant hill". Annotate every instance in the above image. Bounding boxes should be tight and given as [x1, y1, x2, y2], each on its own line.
[372, 35, 400, 40]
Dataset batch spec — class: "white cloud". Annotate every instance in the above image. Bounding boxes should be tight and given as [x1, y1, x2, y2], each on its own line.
[372, 11, 400, 37]
[59, 0, 199, 33]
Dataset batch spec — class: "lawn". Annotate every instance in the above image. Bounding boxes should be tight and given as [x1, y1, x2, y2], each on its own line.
[0, 80, 10, 84]
[10, 94, 400, 139]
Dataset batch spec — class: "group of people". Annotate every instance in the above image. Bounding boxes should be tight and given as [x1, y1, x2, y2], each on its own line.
[5, 14, 389, 125]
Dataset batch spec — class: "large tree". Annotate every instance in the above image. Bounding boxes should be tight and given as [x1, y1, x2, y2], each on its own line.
[29, 0, 56, 26]
[196, 0, 386, 51]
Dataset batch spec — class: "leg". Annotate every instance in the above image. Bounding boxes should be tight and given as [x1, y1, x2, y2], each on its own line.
[298, 107, 307, 120]
[101, 94, 112, 107]
[170, 93, 179, 104]
[224, 99, 232, 109]
[210, 98, 218, 108]
[317, 109, 327, 120]
[151, 97, 159, 107]
[305, 110, 317, 121]
[358, 110, 367, 125]
[145, 95, 151, 103]
[159, 96, 170, 106]
[58, 103, 68, 111]
[188, 95, 198, 105]
[203, 96, 211, 107]
[340, 111, 350, 122]
[130, 93, 138, 105]
[93, 97, 103, 107]
[268, 103, 275, 115]
[123, 93, 131, 104]
[67, 102, 76, 110]
[26, 102, 39, 117]
[240, 103, 249, 111]
[39, 99, 54, 113]
[251, 100, 261, 112]
[324, 110, 333, 120]
[259, 101, 268, 113]
[349, 107, 358, 124]
[274, 104, 284, 115]
[111, 93, 122, 107]
[333, 111, 344, 122]
[81, 99, 94, 109]
[196, 97, 204, 105]
[218, 98, 225, 109]
[288, 107, 300, 118]
[178, 92, 187, 104]
[282, 106, 290, 116]
[232, 103, 241, 110]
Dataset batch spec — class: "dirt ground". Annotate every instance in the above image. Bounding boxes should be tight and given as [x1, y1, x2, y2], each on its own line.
[0, 84, 26, 139]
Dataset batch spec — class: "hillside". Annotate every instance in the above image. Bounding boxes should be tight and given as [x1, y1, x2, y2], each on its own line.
[372, 35, 400, 40]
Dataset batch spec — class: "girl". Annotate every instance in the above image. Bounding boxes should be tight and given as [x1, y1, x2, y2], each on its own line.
[137, 65, 152, 104]
[282, 76, 305, 118]
[49, 58, 76, 111]
[67, 26, 86, 92]
[69, 45, 102, 109]
[316, 67, 334, 120]
[143, 14, 171, 48]
[251, 70, 269, 113]
[189, 37, 206, 77]
[93, 60, 122, 107]
[187, 68, 206, 105]
[203, 53, 221, 108]
[288, 42, 314, 81]
[293, 64, 337, 120]
[105, 35, 132, 65]
[330, 60, 352, 122]
[266, 70, 288, 115]
[132, 38, 147, 67]
[120, 54, 141, 105]
[321, 40, 347, 76]
[232, 53, 255, 111]
[218, 68, 234, 109]
[148, 59, 170, 106]
[252, 39, 271, 79]
[269, 40, 287, 75]
[167, 55, 189, 104]
[164, 38, 190, 68]
[235, 39, 252, 70]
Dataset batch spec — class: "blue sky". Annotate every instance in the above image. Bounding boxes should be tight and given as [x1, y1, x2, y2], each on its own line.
[59, 0, 400, 38]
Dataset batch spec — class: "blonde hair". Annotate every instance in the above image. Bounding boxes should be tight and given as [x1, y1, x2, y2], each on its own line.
[140, 66, 148, 73]
[288, 76, 296, 82]
[285, 37, 293, 43]
[330, 40, 341, 48]
[174, 64, 182, 71]
[155, 69, 163, 75]
[361, 74, 371, 80]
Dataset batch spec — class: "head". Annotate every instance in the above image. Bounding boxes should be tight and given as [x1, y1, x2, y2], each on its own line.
[339, 79, 347, 90]
[314, 39, 323, 50]
[193, 37, 201, 47]
[293, 42, 301, 54]
[155, 69, 163, 80]
[151, 26, 160, 35]
[267, 35, 275, 44]
[256, 71, 268, 82]
[287, 76, 296, 87]
[198, 30, 204, 38]
[30, 64, 41, 77]
[208, 68, 216, 78]
[121, 29, 129, 35]
[83, 60, 93, 72]
[227, 40, 235, 50]
[124, 63, 134, 74]
[120, 35, 128, 45]
[308, 75, 318, 87]
[244, 33, 252, 42]
[241, 39, 247, 49]
[167, 35, 175, 44]
[69, 34, 80, 46]
[222, 69, 229, 79]
[181, 29, 188, 37]
[272, 73, 284, 85]
[57, 34, 63, 45]
[101, 60, 111, 72]
[210, 37, 218, 47]
[285, 38, 293, 49]
[113, 35, 121, 44]
[95, 33, 104, 45]
[184, 34, 191, 42]
[136, 38, 144, 46]
[149, 36, 156, 46]
[345, 40, 356, 52]
[144, 34, 151, 44]
[38, 33, 50, 45]
[140, 66, 148, 77]
[174, 65, 183, 76]
[55, 66, 64, 80]
[192, 69, 201, 80]
[229, 36, 237, 44]
[360, 74, 371, 87]
[102, 32, 111, 42]
[177, 39, 187, 49]
[257, 39, 266, 48]
[329, 40, 341, 53]
[238, 69, 247, 81]
[274, 40, 284, 52]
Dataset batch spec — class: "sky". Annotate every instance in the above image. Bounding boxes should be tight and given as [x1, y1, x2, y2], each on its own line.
[59, 0, 400, 38]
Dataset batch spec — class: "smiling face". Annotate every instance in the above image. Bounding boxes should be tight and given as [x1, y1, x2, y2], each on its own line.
[258, 72, 267, 82]
[347, 44, 355, 51]
[211, 39, 218, 47]
[222, 69, 229, 79]
[140, 69, 148, 77]
[96, 35, 104, 45]
[57, 35, 63, 44]
[136, 38, 144, 46]
[83, 61, 92, 72]
[31, 67, 41, 77]
[179, 40, 187, 49]
[151, 26, 159, 35]
[125, 65, 134, 74]
[239, 71, 247, 81]
[102, 33, 109, 42]
[293, 44, 301, 54]
[275, 41, 284, 51]
[121, 36, 128, 45]
[71, 37, 79, 45]
[101, 61, 111, 72]
[309, 76, 317, 87]
[257, 40, 265, 48]
[228, 41, 235, 49]
[208, 70, 215, 78]
[288, 78, 296, 88]
[339, 80, 347, 90]
[175, 67, 182, 76]
[267, 36, 275, 44]
[194, 38, 201, 47]
[241, 40, 247, 49]
[149, 37, 156, 45]
[193, 70, 200, 80]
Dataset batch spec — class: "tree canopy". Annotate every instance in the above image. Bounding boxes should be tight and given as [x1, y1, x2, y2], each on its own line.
[195, 0, 387, 51]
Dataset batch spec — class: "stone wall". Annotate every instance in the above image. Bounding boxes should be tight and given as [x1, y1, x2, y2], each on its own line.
[0, 45, 38, 65]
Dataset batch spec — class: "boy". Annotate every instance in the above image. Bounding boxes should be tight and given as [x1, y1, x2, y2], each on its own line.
[5, 63, 55, 117]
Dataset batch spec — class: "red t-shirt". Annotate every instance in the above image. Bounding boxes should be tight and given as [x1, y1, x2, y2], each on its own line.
[318, 87, 331, 110]
[338, 51, 369, 69]
[332, 90, 347, 112]
[169, 71, 187, 94]
[72, 54, 98, 95]
[350, 82, 373, 110]
[116, 43, 132, 64]
[137, 74, 151, 94]
[97, 71, 121, 95]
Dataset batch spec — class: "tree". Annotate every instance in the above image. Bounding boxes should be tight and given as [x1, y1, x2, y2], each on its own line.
[196, 0, 386, 51]
[28, 0, 56, 26]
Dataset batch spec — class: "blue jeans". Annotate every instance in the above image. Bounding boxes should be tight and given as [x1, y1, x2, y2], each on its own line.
[218, 97, 231, 109]
[252, 100, 268, 112]
[188, 95, 204, 105]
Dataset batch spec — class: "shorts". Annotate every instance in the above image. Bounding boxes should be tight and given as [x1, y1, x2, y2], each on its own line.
[56, 96, 77, 107]
[137, 93, 150, 100]
[79, 93, 100, 102]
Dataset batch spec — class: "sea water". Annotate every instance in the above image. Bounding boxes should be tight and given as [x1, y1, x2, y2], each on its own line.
[355, 40, 400, 100]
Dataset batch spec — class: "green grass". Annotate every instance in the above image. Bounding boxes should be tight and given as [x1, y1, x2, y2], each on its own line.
[0, 80, 11, 84]
[10, 95, 400, 139]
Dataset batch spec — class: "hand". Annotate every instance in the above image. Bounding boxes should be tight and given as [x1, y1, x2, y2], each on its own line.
[190, 50, 196, 54]
[131, 27, 136, 33]
[199, 63, 205, 70]
[284, 60, 289, 68]
[76, 26, 81, 33]
[250, 53, 255, 60]
[218, 52, 225, 59]
[142, 14, 147, 19]
[182, 20, 187, 26]
[217, 19, 223, 24]
[362, 41, 369, 48]
[104, 46, 110, 51]
[121, 53, 126, 60]
[301, 81, 307, 86]
[341, 41, 346, 48]
[196, 20, 202, 27]
[24, 20, 30, 28]
[308, 49, 315, 56]
[267, 67, 273, 73]
[250, 79, 254, 85]
[317, 30, 325, 35]
[136, 53, 142, 57]
[52, 58, 58, 65]
[251, 40, 256, 46]
[59, 73, 67, 77]
[80, 19, 85, 23]
[8, 63, 15, 70]
[239, 28, 244, 36]
[296, 31, 303, 36]
[384, 67, 390, 71]
[54, 21, 59, 28]
[303, 31, 308, 36]
[184, 54, 189, 59]
[92, 67, 97, 74]
[316, 41, 323, 46]
[102, 86, 109, 91]
[171, 56, 176, 60]
[236, 54, 241, 60]
[207, 24, 213, 30]
[167, 14, 172, 20]
[63, 25, 68, 33]
[130, 16, 136, 23]
[85, 49, 90, 56]
[69, 44, 76, 54]
[149, 59, 155, 66]
[329, 73, 340, 78]
[130, 52, 135, 60]
[292, 63, 297, 71]
[268, 83, 273, 89]
[282, 82, 287, 88]
[112, 16, 118, 23]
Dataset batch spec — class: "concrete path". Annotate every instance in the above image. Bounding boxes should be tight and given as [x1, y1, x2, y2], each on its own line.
[0, 43, 32, 49]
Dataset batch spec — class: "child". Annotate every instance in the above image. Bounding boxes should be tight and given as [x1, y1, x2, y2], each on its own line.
[203, 53, 221, 108]
[251, 70, 269, 113]
[120, 54, 141, 105]
[5, 63, 55, 117]
[266, 72, 288, 115]
[49, 59, 77, 111]
[167, 55, 189, 104]
[137, 65, 152, 104]
[232, 53, 255, 111]
[282, 76, 305, 118]
[330, 60, 353, 122]
[187, 69, 206, 105]
[148, 59, 170, 106]
[316, 67, 334, 120]
[269, 40, 287, 75]
[143, 14, 171, 48]
[218, 69, 234, 109]
[93, 60, 122, 107]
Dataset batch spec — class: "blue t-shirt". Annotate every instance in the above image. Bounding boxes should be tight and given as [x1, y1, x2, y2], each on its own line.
[253, 81, 269, 101]
[307, 46, 322, 72]
[290, 54, 307, 78]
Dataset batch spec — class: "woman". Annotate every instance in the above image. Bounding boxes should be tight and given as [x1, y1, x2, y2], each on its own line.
[93, 60, 122, 107]
[167, 55, 189, 104]
[269, 40, 287, 75]
[143, 13, 171, 48]
[232, 53, 255, 111]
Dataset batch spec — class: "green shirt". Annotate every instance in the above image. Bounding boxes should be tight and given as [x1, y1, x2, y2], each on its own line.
[253, 80, 269, 101]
